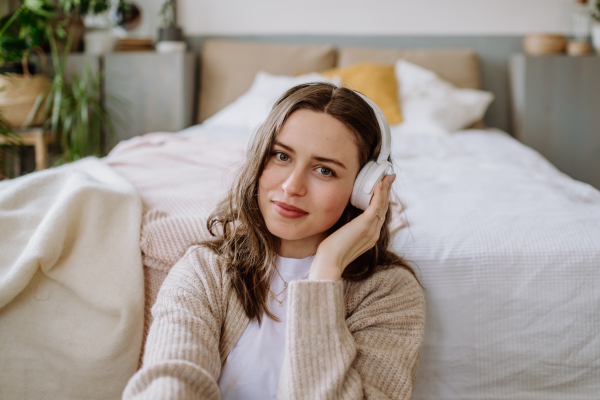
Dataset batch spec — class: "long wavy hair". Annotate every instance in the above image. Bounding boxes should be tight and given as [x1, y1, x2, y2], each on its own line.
[201, 82, 417, 323]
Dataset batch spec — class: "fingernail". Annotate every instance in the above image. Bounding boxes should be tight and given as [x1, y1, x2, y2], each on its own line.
[390, 174, 396, 184]
[379, 181, 383, 189]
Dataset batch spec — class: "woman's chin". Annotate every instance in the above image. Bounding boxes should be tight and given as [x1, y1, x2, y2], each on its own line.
[266, 220, 329, 244]
[268, 226, 309, 242]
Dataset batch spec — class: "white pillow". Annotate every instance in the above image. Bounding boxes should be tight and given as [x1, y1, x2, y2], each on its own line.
[202, 71, 339, 131]
[394, 60, 494, 134]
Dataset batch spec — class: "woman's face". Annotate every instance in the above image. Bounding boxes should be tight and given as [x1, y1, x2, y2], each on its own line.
[258, 109, 361, 258]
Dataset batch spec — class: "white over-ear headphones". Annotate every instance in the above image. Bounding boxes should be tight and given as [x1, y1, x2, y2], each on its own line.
[246, 90, 392, 211]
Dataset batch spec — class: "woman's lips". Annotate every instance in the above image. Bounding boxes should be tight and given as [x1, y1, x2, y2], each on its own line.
[272, 201, 308, 219]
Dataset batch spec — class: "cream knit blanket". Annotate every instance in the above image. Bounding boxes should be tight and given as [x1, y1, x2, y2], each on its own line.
[0, 158, 144, 400]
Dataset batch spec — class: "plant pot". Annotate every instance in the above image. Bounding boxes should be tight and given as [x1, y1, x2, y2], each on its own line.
[84, 30, 118, 55]
[592, 23, 600, 54]
[158, 26, 183, 42]
[0, 48, 50, 128]
[156, 41, 186, 53]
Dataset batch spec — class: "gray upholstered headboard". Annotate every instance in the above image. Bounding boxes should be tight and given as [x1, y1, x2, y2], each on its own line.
[188, 35, 523, 134]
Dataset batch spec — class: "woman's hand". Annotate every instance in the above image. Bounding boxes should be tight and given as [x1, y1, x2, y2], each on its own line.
[309, 174, 395, 281]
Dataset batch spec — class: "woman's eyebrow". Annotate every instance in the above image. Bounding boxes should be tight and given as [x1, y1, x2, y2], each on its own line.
[273, 141, 347, 170]
[313, 156, 347, 170]
[273, 141, 295, 154]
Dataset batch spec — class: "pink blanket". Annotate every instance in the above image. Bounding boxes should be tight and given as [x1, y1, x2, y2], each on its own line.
[104, 130, 246, 364]
[104, 128, 405, 366]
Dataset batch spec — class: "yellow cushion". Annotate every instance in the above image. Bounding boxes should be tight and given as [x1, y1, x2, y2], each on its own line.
[320, 62, 402, 125]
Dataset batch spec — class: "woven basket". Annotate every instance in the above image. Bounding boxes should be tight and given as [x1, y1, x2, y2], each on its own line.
[0, 48, 50, 128]
[523, 34, 567, 55]
[567, 40, 592, 56]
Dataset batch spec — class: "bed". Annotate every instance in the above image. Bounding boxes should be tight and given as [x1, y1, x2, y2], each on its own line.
[1, 39, 600, 400]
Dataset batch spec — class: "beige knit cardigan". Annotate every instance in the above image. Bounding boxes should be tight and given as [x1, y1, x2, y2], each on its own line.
[122, 245, 425, 400]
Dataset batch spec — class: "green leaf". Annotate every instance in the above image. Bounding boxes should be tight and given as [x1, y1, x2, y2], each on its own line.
[51, 85, 63, 134]
[22, 83, 51, 128]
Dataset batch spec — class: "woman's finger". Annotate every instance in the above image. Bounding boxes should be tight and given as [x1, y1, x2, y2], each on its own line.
[368, 176, 381, 209]
[380, 175, 388, 216]
[381, 175, 392, 218]
[367, 175, 389, 225]
[383, 175, 394, 216]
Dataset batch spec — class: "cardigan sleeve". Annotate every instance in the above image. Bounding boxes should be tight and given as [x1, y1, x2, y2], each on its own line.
[276, 267, 425, 400]
[122, 248, 225, 400]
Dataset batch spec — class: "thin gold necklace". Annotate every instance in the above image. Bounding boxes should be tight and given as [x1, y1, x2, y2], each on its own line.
[269, 266, 310, 307]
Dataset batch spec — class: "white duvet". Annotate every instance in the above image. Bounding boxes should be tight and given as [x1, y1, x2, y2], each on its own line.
[181, 124, 600, 399]
[388, 128, 600, 399]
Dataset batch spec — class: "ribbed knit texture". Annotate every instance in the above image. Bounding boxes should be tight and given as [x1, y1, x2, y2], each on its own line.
[123, 245, 424, 400]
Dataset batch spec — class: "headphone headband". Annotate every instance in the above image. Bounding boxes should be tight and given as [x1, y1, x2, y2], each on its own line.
[353, 92, 391, 165]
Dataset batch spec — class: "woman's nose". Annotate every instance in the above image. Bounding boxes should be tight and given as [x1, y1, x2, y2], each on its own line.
[282, 168, 307, 197]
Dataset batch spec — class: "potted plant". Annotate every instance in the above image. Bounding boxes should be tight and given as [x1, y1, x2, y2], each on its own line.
[0, 0, 111, 62]
[0, 1, 117, 167]
[0, 0, 54, 73]
[158, 0, 181, 41]
[0, 1, 54, 129]
[592, 1, 600, 53]
[0, 1, 51, 176]
[26, 28, 117, 163]
[0, 0, 110, 128]
[53, 0, 111, 52]
[0, 47, 50, 128]
[156, 0, 185, 53]
[82, 0, 117, 55]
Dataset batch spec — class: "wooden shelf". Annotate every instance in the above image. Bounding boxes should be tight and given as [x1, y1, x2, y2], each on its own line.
[0, 128, 54, 171]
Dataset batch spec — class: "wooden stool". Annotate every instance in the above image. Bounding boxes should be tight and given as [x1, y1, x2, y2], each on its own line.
[0, 127, 53, 171]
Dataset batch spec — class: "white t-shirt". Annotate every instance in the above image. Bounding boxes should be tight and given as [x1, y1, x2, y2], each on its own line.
[217, 254, 314, 400]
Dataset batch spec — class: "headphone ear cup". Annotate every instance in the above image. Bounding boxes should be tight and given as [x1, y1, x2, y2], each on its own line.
[351, 161, 378, 210]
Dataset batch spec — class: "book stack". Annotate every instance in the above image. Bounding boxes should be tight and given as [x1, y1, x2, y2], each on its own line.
[114, 38, 154, 52]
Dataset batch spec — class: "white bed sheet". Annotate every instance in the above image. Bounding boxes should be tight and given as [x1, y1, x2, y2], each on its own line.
[388, 128, 600, 399]
[148, 124, 600, 398]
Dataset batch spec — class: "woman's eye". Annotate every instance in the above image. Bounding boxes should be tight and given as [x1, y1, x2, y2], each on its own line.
[317, 167, 334, 177]
[275, 152, 290, 162]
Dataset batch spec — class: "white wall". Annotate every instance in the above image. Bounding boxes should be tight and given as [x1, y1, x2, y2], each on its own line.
[177, 0, 580, 36]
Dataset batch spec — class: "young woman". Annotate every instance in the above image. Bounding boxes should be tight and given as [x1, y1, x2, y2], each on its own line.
[123, 83, 425, 400]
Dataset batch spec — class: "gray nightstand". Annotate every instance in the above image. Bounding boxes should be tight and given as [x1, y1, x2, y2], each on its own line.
[509, 53, 600, 190]
[104, 52, 197, 151]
